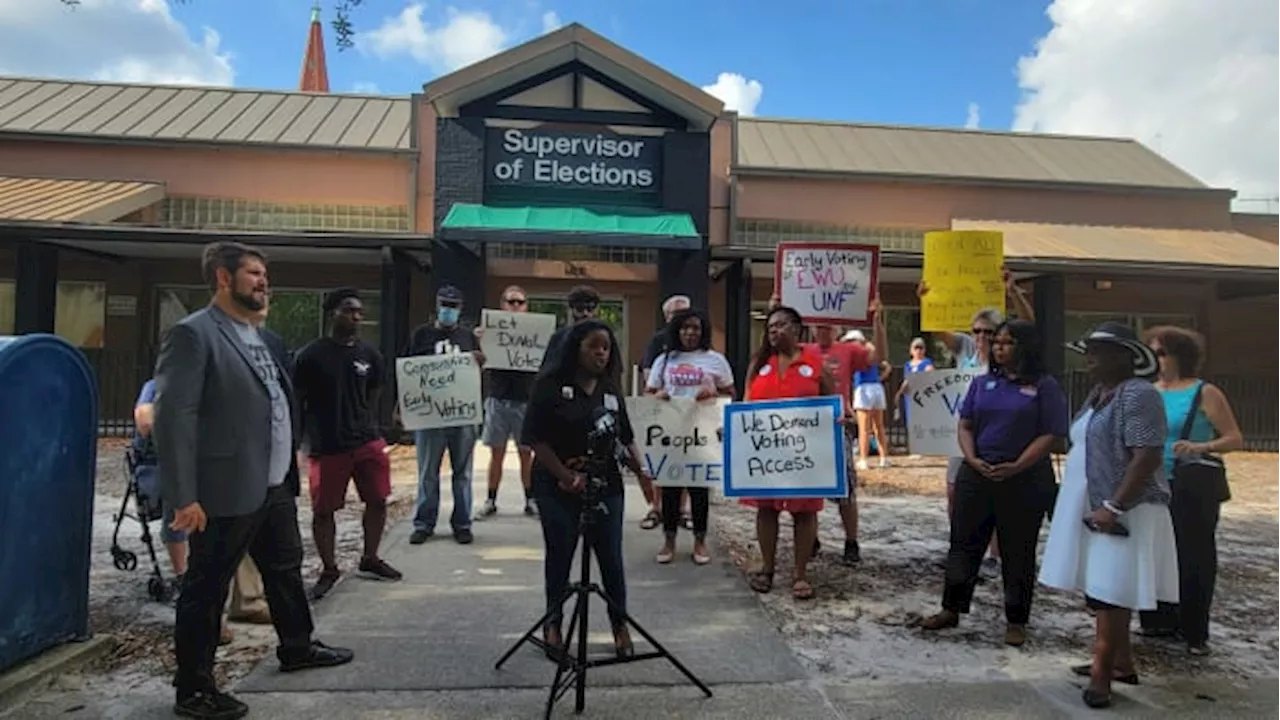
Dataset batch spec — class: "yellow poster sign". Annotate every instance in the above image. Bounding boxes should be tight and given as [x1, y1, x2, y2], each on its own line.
[921, 231, 1005, 332]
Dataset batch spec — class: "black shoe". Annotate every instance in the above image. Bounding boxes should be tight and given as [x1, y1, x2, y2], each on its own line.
[454, 528, 474, 545]
[842, 540, 861, 565]
[309, 570, 341, 602]
[409, 529, 432, 545]
[358, 556, 403, 581]
[174, 689, 248, 719]
[278, 640, 355, 673]
[1071, 663, 1139, 685]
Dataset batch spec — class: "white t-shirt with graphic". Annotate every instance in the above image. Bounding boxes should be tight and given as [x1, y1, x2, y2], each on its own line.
[646, 349, 734, 399]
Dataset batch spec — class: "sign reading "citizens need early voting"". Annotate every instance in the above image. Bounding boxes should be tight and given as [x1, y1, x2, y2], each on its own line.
[485, 127, 661, 193]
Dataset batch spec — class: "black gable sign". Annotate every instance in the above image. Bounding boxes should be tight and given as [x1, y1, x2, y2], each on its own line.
[485, 127, 661, 194]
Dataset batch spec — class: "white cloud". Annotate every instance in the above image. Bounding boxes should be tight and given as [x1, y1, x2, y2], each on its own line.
[541, 10, 562, 34]
[363, 4, 510, 73]
[965, 102, 980, 129]
[351, 81, 381, 94]
[0, 0, 233, 85]
[702, 72, 764, 116]
[1014, 0, 1278, 206]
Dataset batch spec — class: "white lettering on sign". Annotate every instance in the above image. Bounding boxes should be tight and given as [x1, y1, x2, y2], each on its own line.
[395, 353, 483, 431]
[626, 396, 726, 488]
[904, 368, 980, 456]
[722, 396, 847, 499]
[502, 128, 647, 159]
[489, 128, 657, 190]
[478, 309, 557, 372]
[775, 242, 880, 325]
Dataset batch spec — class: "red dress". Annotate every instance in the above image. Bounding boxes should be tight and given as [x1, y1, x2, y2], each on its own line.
[739, 345, 827, 514]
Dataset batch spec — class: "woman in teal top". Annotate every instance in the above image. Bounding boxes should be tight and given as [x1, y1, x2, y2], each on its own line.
[1137, 326, 1243, 656]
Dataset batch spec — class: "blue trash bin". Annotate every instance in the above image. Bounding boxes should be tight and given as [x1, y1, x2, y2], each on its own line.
[0, 334, 98, 672]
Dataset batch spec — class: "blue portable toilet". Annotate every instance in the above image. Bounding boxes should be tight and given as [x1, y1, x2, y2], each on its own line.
[0, 334, 98, 672]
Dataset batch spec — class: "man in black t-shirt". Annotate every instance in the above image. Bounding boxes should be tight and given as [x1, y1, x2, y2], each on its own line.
[405, 285, 486, 546]
[293, 288, 401, 601]
[474, 284, 537, 518]
[539, 284, 600, 371]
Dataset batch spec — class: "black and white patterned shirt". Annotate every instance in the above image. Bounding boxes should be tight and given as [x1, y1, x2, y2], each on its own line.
[1080, 378, 1170, 511]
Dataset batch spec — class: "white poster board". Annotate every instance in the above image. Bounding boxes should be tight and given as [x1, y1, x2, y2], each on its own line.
[903, 368, 980, 456]
[395, 353, 483, 431]
[722, 396, 847, 499]
[626, 396, 727, 488]
[478, 309, 557, 372]
[775, 242, 881, 325]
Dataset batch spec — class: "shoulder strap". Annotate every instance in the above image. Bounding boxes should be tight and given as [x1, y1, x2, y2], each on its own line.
[1179, 382, 1205, 441]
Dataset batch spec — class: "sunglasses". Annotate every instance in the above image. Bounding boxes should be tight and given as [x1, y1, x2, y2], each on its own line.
[572, 303, 598, 313]
[504, 297, 527, 306]
[971, 327, 995, 337]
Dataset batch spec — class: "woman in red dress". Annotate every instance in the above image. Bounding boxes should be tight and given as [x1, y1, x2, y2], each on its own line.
[742, 305, 837, 601]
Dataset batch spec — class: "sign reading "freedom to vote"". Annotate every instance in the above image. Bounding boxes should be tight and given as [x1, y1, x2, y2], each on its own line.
[775, 242, 880, 326]
[722, 396, 847, 499]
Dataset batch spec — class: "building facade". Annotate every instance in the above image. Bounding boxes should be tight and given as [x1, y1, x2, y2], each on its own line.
[0, 23, 1275, 444]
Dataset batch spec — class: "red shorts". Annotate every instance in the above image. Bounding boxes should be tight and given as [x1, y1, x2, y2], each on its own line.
[308, 439, 391, 514]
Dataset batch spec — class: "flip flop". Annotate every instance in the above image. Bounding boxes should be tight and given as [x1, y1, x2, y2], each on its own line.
[748, 570, 774, 593]
[792, 579, 815, 601]
[640, 509, 660, 530]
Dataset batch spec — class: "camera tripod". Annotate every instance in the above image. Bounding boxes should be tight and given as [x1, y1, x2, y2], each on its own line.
[494, 485, 713, 718]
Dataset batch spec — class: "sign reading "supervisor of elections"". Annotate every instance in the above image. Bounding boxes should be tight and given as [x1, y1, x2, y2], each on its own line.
[485, 127, 661, 192]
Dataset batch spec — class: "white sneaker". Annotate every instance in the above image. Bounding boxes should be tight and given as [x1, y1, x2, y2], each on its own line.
[476, 498, 497, 519]
[856, 459, 870, 471]
[879, 458, 892, 468]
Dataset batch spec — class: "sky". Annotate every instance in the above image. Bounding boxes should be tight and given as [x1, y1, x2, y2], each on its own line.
[1, 0, 1276, 210]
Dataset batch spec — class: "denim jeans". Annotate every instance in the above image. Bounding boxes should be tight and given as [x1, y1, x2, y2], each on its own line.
[413, 425, 476, 533]
[536, 488, 627, 630]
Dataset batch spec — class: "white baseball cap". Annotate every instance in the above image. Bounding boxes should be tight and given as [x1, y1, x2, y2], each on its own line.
[841, 329, 866, 342]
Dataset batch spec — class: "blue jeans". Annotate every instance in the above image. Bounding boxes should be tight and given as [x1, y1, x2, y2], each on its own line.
[413, 426, 476, 533]
[535, 488, 627, 630]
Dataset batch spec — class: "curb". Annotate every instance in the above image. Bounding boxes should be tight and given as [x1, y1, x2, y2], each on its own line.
[0, 636, 116, 711]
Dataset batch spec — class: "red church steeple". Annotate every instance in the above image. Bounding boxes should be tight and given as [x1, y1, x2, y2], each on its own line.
[299, 2, 330, 93]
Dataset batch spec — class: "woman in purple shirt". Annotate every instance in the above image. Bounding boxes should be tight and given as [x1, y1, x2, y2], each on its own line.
[920, 320, 1068, 647]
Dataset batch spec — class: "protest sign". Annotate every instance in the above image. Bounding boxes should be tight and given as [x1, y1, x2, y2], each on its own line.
[903, 368, 981, 456]
[775, 242, 880, 325]
[722, 396, 846, 499]
[921, 230, 1004, 332]
[395, 353, 483, 431]
[626, 396, 727, 488]
[479, 309, 557, 372]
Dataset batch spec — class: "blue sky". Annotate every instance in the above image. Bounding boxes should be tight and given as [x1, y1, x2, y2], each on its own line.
[167, 0, 1053, 131]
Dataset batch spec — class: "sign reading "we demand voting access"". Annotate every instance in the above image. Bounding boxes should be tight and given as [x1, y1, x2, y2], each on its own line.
[722, 396, 847, 499]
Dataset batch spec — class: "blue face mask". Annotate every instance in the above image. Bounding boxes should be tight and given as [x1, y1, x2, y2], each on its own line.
[438, 306, 460, 325]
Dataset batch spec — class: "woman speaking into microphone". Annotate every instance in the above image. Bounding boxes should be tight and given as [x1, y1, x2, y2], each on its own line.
[520, 319, 656, 658]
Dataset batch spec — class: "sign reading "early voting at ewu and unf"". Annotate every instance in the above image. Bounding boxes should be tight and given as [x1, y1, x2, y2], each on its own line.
[395, 353, 483, 431]
[626, 396, 727, 488]
[722, 396, 847, 499]
[904, 368, 980, 456]
[775, 242, 880, 326]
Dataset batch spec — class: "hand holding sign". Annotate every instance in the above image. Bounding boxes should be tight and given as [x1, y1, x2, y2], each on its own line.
[723, 396, 847, 499]
[921, 231, 1005, 332]
[904, 369, 979, 456]
[627, 396, 726, 488]
[775, 242, 880, 325]
[396, 353, 483, 431]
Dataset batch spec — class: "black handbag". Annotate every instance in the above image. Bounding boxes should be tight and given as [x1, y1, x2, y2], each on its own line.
[1172, 384, 1231, 504]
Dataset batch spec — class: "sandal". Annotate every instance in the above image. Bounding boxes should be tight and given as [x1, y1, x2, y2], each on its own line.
[1081, 688, 1112, 709]
[1071, 663, 1139, 685]
[748, 570, 774, 594]
[792, 579, 815, 601]
[640, 509, 660, 530]
[920, 610, 959, 630]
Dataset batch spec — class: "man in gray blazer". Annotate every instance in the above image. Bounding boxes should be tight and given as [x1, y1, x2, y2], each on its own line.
[154, 241, 352, 720]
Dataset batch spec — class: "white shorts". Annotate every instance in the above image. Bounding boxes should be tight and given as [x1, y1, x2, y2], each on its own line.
[852, 383, 887, 411]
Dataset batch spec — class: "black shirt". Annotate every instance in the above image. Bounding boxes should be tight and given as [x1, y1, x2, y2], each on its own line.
[539, 324, 572, 371]
[520, 376, 635, 498]
[640, 330, 668, 371]
[405, 323, 477, 357]
[293, 337, 384, 456]
[487, 369, 533, 402]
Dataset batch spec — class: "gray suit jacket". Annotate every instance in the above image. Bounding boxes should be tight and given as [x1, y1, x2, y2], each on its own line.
[153, 305, 301, 518]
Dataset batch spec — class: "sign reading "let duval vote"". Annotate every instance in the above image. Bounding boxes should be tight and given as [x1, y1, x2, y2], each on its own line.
[485, 127, 661, 193]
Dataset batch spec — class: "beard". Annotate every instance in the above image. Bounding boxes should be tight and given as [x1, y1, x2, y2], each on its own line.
[231, 287, 266, 312]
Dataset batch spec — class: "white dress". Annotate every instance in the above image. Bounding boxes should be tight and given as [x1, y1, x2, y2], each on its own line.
[1038, 409, 1180, 610]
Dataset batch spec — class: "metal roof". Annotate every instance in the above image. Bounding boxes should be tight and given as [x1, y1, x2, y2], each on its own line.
[0, 77, 413, 152]
[952, 219, 1279, 270]
[0, 175, 164, 223]
[737, 118, 1209, 191]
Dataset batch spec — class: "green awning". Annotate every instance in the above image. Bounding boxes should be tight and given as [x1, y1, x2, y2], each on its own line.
[439, 203, 701, 249]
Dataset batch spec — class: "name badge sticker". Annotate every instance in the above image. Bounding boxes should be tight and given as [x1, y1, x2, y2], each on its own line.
[561, 386, 574, 400]
[603, 394, 619, 411]
[758, 365, 773, 376]
[1019, 386, 1039, 397]
[798, 364, 814, 378]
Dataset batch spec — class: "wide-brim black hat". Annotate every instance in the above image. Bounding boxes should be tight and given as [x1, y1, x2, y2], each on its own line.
[1065, 321, 1159, 377]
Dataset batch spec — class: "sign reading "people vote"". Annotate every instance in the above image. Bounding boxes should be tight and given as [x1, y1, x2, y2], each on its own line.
[626, 396, 726, 488]
[775, 242, 880, 326]
[722, 396, 847, 499]
[904, 368, 980, 456]
[395, 353, 483, 431]
[479, 309, 556, 372]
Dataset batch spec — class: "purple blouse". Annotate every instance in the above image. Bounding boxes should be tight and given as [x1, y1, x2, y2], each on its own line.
[959, 372, 1069, 464]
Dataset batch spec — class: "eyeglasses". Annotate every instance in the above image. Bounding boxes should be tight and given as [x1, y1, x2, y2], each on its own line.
[971, 327, 995, 337]
[504, 297, 527, 306]
[572, 303, 598, 313]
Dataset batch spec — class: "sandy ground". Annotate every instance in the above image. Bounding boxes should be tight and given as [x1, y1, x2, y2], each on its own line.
[712, 453, 1280, 683]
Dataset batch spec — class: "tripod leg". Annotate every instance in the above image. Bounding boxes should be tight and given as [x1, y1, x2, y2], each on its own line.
[495, 604, 562, 670]
[591, 588, 714, 698]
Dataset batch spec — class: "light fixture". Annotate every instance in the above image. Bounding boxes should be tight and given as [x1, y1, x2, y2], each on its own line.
[1094, 280, 1113, 291]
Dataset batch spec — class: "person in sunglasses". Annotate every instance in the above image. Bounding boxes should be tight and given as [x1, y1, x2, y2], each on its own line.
[917, 268, 1034, 580]
[475, 285, 538, 519]
[539, 285, 601, 372]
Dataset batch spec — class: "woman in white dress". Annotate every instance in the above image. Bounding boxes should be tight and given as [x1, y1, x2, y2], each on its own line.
[1039, 322, 1179, 710]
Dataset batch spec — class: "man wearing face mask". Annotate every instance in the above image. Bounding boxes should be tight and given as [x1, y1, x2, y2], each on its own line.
[539, 284, 600, 371]
[405, 285, 486, 545]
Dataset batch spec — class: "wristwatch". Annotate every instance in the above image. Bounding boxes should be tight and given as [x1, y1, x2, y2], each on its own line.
[1102, 500, 1126, 516]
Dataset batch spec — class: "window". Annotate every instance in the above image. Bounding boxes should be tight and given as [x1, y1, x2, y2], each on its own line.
[155, 286, 382, 353]
[0, 279, 105, 348]
[526, 296, 627, 360]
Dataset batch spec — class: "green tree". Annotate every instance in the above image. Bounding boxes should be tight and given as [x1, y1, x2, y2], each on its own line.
[59, 0, 368, 50]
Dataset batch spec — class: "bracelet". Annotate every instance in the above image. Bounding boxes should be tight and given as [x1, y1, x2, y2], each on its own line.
[1102, 500, 1126, 516]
